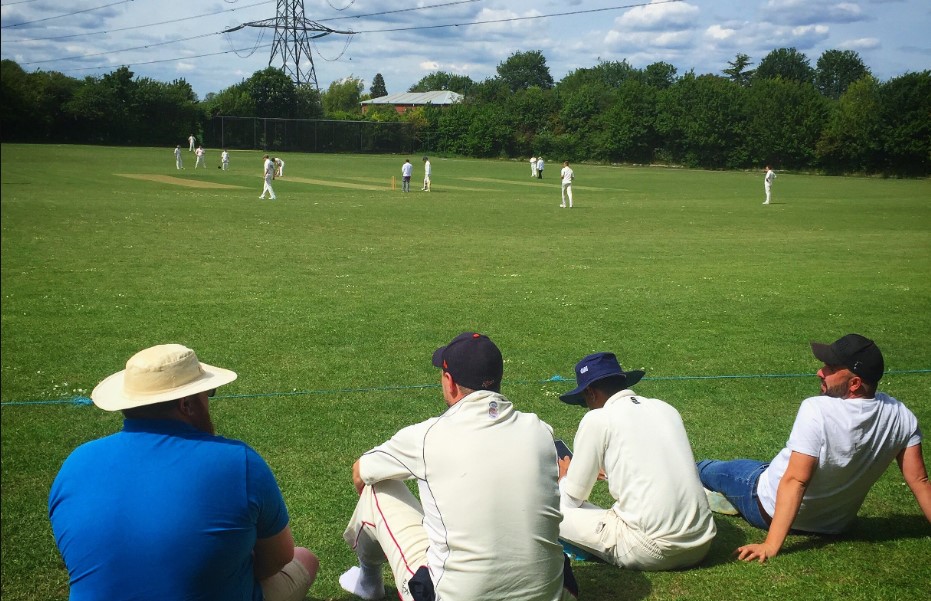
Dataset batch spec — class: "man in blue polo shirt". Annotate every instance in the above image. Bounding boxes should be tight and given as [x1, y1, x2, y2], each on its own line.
[49, 344, 318, 600]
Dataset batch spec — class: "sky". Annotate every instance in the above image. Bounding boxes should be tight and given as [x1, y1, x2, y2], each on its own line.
[1, 0, 929, 100]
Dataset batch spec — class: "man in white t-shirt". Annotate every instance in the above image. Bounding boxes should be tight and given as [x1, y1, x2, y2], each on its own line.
[221, 150, 230, 171]
[699, 334, 931, 563]
[340, 332, 578, 601]
[400, 159, 413, 193]
[560, 161, 574, 208]
[530, 156, 538, 178]
[188, 134, 196, 152]
[174, 146, 183, 170]
[537, 156, 545, 179]
[556, 352, 716, 570]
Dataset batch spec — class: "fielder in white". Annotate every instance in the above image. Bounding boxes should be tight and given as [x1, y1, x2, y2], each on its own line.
[188, 134, 195, 152]
[275, 157, 285, 177]
[537, 157, 545, 179]
[221, 150, 230, 171]
[174, 146, 183, 170]
[259, 155, 276, 200]
[557, 352, 716, 571]
[764, 165, 776, 204]
[194, 146, 206, 169]
[530, 156, 538, 178]
[340, 332, 578, 601]
[421, 156, 431, 191]
[560, 161, 574, 208]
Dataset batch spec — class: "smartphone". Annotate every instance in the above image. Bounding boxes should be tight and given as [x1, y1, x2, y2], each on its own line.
[555, 439, 573, 460]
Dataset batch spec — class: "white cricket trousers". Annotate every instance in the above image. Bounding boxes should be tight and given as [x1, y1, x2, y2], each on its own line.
[560, 501, 711, 571]
[561, 182, 573, 207]
[261, 175, 276, 199]
[343, 481, 430, 601]
[764, 182, 772, 204]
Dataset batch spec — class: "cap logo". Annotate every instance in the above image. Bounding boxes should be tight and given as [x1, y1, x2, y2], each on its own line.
[488, 400, 499, 419]
[580, 366, 589, 374]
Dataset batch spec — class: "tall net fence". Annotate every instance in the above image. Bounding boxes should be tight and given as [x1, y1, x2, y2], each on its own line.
[206, 117, 422, 154]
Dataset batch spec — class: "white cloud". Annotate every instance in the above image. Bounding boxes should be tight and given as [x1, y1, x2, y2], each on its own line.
[840, 37, 881, 50]
[616, 0, 700, 30]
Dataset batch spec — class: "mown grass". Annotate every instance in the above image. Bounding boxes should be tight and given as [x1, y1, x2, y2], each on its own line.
[2, 144, 930, 600]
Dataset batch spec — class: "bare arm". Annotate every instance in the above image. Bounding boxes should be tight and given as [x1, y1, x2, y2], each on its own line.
[352, 458, 365, 494]
[897, 443, 931, 522]
[736, 451, 818, 563]
[253, 525, 296, 581]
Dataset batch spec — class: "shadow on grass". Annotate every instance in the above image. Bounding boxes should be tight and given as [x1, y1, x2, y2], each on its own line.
[778, 514, 931, 557]
[698, 516, 751, 567]
[572, 562, 652, 601]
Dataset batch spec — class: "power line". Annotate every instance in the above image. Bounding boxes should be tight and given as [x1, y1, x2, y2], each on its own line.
[0, 0, 272, 44]
[1, 0, 135, 29]
[13, 1, 679, 76]
[352, 1, 682, 34]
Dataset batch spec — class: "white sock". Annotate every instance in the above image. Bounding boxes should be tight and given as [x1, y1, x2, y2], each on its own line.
[339, 564, 386, 600]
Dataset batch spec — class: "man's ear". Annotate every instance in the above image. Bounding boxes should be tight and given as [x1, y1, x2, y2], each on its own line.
[847, 374, 865, 396]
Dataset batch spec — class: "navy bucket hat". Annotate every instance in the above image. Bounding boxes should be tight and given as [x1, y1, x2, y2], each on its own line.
[559, 352, 645, 406]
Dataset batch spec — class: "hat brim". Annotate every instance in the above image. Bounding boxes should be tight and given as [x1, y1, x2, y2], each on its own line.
[91, 362, 237, 412]
[559, 370, 645, 406]
[810, 342, 841, 366]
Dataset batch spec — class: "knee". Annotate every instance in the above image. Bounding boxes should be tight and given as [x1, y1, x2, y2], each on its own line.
[294, 547, 320, 582]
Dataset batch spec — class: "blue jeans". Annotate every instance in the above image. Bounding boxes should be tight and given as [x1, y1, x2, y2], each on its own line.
[697, 459, 771, 530]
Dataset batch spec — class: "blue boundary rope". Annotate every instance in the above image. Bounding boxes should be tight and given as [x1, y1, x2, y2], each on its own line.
[2, 369, 929, 407]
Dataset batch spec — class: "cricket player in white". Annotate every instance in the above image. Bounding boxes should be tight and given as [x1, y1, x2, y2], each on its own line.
[194, 147, 206, 169]
[557, 352, 716, 571]
[341, 333, 578, 601]
[188, 134, 195, 151]
[421, 157, 431, 191]
[259, 155, 276, 200]
[221, 150, 230, 171]
[764, 165, 776, 204]
[174, 146, 183, 170]
[560, 161, 574, 208]
[275, 157, 285, 177]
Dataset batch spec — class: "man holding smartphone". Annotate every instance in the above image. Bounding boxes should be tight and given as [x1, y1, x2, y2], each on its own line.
[557, 352, 716, 571]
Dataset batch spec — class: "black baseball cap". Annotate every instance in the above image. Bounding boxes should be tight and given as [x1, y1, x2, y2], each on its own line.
[432, 332, 503, 392]
[810, 333, 884, 385]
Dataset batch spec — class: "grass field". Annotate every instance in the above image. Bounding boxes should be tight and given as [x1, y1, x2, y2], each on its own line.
[2, 143, 930, 600]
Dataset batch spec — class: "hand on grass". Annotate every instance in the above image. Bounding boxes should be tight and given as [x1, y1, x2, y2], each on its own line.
[735, 542, 778, 563]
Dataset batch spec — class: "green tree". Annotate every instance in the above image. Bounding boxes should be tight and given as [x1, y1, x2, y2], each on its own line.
[877, 70, 931, 176]
[755, 47, 814, 84]
[0, 60, 36, 141]
[295, 84, 324, 119]
[322, 76, 364, 116]
[408, 71, 475, 94]
[816, 75, 882, 173]
[744, 78, 829, 169]
[656, 73, 748, 168]
[643, 61, 678, 89]
[815, 49, 870, 99]
[496, 50, 554, 92]
[370, 73, 387, 98]
[723, 53, 754, 87]
[247, 67, 297, 117]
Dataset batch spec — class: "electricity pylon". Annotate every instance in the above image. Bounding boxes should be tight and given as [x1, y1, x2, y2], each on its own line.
[224, 0, 354, 90]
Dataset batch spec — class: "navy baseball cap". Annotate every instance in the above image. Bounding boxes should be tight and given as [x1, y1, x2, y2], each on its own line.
[559, 352, 645, 406]
[810, 333, 884, 385]
[432, 332, 503, 392]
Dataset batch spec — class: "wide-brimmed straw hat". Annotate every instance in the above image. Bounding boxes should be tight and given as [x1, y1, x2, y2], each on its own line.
[91, 344, 237, 411]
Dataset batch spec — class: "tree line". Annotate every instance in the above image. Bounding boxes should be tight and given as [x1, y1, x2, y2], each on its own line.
[1, 47, 928, 176]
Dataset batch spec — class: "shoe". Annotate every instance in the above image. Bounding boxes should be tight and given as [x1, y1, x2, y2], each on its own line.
[705, 488, 739, 515]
